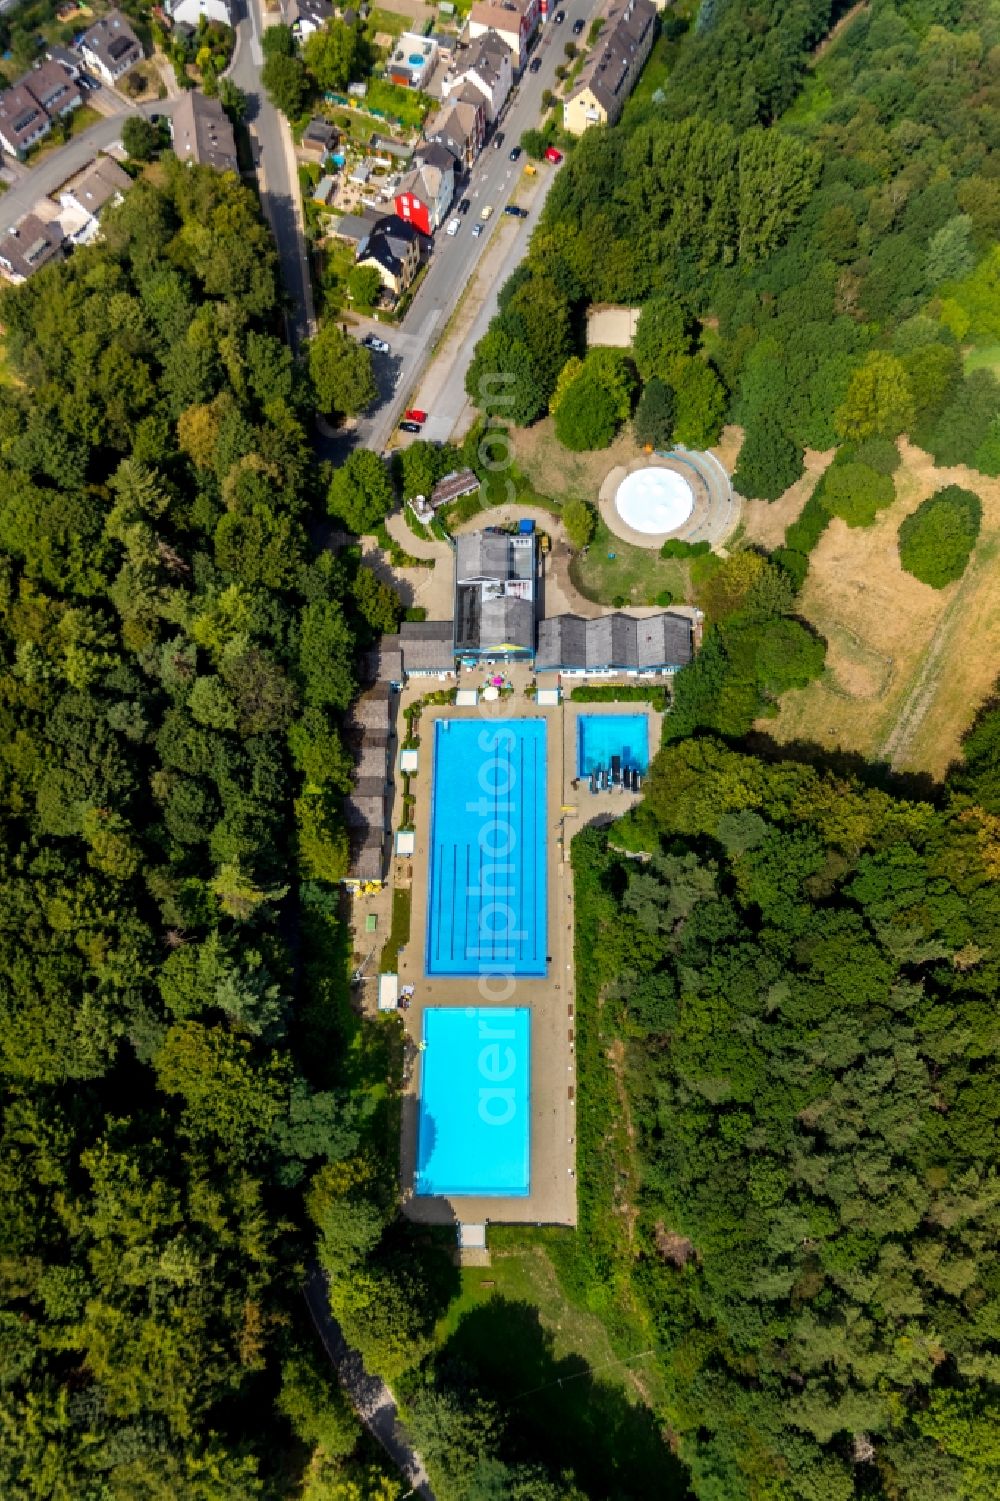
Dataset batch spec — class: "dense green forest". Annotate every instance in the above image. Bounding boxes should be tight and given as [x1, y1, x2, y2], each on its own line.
[0, 160, 415, 1498]
[470, 0, 1000, 562]
[572, 729, 1000, 1501]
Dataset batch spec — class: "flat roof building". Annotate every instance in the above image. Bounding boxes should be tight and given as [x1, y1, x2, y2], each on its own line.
[454, 529, 536, 661]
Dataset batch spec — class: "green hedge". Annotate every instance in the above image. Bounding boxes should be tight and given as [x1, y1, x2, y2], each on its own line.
[570, 684, 668, 710]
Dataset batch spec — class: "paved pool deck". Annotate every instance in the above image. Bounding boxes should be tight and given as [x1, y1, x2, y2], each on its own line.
[397, 673, 663, 1229]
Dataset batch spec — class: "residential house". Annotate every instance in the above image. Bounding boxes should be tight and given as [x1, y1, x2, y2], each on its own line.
[563, 0, 656, 133]
[165, 0, 234, 27]
[0, 82, 54, 158]
[387, 32, 438, 90]
[0, 61, 83, 159]
[426, 96, 485, 168]
[79, 12, 144, 86]
[410, 465, 479, 521]
[380, 621, 456, 678]
[356, 213, 421, 297]
[441, 30, 512, 122]
[171, 90, 239, 173]
[468, 0, 539, 69]
[285, 0, 334, 40]
[57, 155, 132, 242]
[44, 44, 83, 80]
[394, 154, 454, 234]
[454, 529, 536, 662]
[0, 213, 66, 284]
[535, 610, 693, 674]
[301, 116, 339, 159]
[331, 210, 381, 245]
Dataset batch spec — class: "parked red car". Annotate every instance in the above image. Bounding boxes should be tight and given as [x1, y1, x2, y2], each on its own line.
[405, 408, 427, 424]
[544, 146, 564, 164]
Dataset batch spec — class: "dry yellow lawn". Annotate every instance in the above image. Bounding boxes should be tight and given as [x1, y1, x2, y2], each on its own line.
[761, 440, 1000, 779]
[740, 446, 836, 551]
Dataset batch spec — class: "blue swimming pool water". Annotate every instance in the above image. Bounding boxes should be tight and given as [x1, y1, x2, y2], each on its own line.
[577, 713, 650, 777]
[426, 719, 547, 977]
[416, 1007, 530, 1197]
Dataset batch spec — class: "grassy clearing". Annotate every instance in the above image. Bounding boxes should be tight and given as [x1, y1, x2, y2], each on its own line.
[431, 1235, 678, 1497]
[963, 343, 1000, 374]
[366, 5, 411, 37]
[434, 1240, 663, 1408]
[569, 518, 693, 606]
[365, 78, 433, 129]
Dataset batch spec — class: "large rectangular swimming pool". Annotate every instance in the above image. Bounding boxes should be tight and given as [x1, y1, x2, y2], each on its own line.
[415, 1007, 530, 1197]
[425, 719, 547, 977]
[577, 713, 650, 777]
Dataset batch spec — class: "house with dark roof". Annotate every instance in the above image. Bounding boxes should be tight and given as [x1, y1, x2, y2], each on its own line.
[0, 213, 66, 283]
[355, 730, 393, 779]
[468, 0, 539, 68]
[285, 0, 334, 39]
[301, 116, 339, 160]
[79, 11, 144, 85]
[563, 0, 656, 133]
[0, 60, 83, 158]
[356, 213, 421, 296]
[171, 90, 239, 172]
[426, 96, 485, 168]
[454, 530, 536, 662]
[442, 30, 513, 121]
[536, 611, 693, 675]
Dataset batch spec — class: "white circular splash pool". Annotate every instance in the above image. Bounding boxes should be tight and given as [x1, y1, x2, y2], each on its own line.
[615, 467, 694, 535]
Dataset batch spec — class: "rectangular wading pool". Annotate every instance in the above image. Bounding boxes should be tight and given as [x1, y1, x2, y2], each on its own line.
[425, 719, 547, 977]
[576, 713, 650, 777]
[415, 1007, 530, 1197]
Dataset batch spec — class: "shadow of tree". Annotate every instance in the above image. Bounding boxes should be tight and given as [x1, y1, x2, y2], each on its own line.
[438, 1296, 690, 1500]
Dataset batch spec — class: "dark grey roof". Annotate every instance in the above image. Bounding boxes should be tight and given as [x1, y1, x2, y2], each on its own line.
[349, 832, 384, 880]
[356, 740, 390, 779]
[344, 793, 386, 829]
[348, 683, 394, 730]
[536, 611, 693, 671]
[303, 116, 338, 149]
[414, 139, 456, 173]
[383, 619, 455, 673]
[536, 614, 587, 670]
[361, 644, 404, 682]
[171, 90, 238, 173]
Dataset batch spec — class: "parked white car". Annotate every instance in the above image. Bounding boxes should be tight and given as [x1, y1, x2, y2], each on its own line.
[446, 217, 461, 236]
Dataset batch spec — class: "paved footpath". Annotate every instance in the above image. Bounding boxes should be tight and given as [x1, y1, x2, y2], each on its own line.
[304, 1265, 434, 1499]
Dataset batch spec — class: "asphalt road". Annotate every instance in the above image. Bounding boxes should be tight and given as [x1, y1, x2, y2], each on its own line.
[342, 0, 604, 456]
[229, 0, 316, 351]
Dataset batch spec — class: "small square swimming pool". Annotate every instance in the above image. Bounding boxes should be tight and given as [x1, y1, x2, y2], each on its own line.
[426, 719, 547, 977]
[415, 1007, 530, 1197]
[577, 713, 650, 777]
